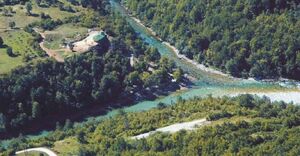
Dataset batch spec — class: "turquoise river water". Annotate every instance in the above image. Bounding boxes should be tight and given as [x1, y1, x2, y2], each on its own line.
[1, 0, 299, 148]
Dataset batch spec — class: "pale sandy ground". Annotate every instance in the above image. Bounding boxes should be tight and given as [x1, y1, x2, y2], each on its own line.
[37, 30, 104, 61]
[16, 147, 57, 156]
[131, 119, 210, 139]
[230, 91, 300, 104]
[39, 39, 65, 62]
[72, 31, 100, 53]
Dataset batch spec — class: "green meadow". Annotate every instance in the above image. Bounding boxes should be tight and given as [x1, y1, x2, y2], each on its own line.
[0, 0, 86, 74]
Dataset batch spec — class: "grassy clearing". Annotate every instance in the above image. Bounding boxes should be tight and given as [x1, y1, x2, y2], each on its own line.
[0, 5, 38, 29]
[56, 50, 73, 58]
[0, 29, 39, 74]
[0, 0, 87, 74]
[42, 24, 90, 60]
[0, 0, 82, 29]
[44, 24, 88, 49]
[53, 137, 80, 155]
[0, 48, 23, 74]
[0, 30, 36, 55]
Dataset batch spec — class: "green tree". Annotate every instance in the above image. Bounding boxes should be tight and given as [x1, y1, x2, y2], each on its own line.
[146, 47, 161, 62]
[0, 37, 3, 47]
[0, 113, 6, 132]
[159, 57, 175, 72]
[9, 21, 15, 29]
[3, 8, 8, 16]
[35, 0, 41, 6]
[6, 47, 14, 57]
[173, 68, 183, 82]
[64, 119, 73, 130]
[225, 59, 239, 77]
[157, 102, 167, 109]
[125, 71, 141, 86]
[32, 101, 41, 119]
[77, 131, 86, 144]
[25, 2, 32, 15]
[238, 94, 255, 108]
[126, 0, 300, 80]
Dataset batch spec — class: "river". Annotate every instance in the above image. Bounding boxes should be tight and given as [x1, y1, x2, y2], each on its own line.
[1, 0, 300, 148]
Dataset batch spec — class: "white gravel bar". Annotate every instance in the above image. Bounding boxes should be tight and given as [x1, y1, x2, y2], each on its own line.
[231, 91, 300, 104]
[132, 119, 210, 139]
[16, 147, 57, 156]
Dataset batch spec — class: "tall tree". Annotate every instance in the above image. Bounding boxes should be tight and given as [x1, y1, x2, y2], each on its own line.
[25, 2, 32, 15]
[0, 37, 3, 47]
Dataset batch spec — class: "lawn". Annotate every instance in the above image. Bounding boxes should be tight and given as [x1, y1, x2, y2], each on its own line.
[0, 29, 45, 74]
[0, 0, 87, 74]
[56, 50, 74, 58]
[0, 29, 36, 73]
[0, 30, 36, 55]
[0, 48, 23, 75]
[0, 5, 38, 29]
[0, 0, 83, 29]
[53, 137, 80, 155]
[44, 24, 88, 49]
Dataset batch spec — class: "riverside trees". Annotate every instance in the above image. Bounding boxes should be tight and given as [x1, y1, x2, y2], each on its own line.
[0, 10, 181, 138]
[3, 95, 300, 155]
[126, 0, 300, 80]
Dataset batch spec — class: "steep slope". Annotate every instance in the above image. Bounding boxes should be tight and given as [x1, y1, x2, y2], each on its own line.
[3, 95, 300, 155]
[126, 0, 300, 80]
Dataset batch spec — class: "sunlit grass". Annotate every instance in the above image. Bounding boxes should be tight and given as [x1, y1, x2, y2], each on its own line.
[44, 24, 88, 49]
[0, 48, 23, 75]
[53, 137, 80, 155]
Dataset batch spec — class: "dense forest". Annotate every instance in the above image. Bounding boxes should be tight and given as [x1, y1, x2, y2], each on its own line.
[2, 95, 300, 155]
[2, 0, 300, 155]
[126, 0, 300, 80]
[0, 0, 183, 138]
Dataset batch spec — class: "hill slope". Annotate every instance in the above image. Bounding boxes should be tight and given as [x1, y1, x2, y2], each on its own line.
[3, 95, 300, 155]
[126, 0, 300, 80]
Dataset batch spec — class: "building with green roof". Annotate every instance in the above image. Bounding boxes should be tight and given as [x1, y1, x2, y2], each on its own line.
[93, 32, 106, 42]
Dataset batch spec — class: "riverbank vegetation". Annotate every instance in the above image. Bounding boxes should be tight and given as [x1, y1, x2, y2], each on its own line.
[1, 0, 300, 155]
[0, 0, 184, 139]
[126, 0, 300, 80]
[2, 95, 300, 155]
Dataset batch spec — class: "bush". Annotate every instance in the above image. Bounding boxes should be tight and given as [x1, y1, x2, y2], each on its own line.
[207, 111, 233, 121]
[237, 94, 255, 108]
[6, 47, 14, 57]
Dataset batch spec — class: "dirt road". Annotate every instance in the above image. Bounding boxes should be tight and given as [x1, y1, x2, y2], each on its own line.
[35, 30, 65, 62]
[16, 147, 57, 156]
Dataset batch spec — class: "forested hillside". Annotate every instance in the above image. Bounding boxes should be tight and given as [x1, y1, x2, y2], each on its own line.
[0, 0, 183, 138]
[126, 0, 300, 80]
[3, 95, 300, 155]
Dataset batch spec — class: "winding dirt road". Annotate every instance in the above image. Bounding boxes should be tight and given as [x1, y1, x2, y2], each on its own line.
[35, 30, 65, 62]
[16, 147, 57, 156]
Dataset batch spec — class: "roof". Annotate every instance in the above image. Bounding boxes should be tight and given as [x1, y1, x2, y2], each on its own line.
[93, 32, 106, 42]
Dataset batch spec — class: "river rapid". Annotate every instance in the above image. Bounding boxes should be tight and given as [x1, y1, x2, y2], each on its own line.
[1, 0, 300, 148]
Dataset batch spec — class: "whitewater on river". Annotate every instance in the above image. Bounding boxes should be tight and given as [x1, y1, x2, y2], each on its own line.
[1, 0, 300, 148]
